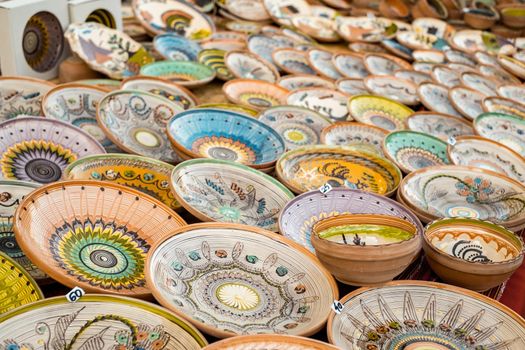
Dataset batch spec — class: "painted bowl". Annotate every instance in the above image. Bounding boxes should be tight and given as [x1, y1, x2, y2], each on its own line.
[498, 84, 525, 105]
[478, 63, 520, 85]
[146, 222, 338, 338]
[167, 108, 285, 170]
[272, 48, 316, 75]
[498, 54, 525, 80]
[0, 295, 207, 349]
[65, 153, 181, 211]
[223, 79, 288, 110]
[279, 74, 336, 91]
[383, 131, 450, 173]
[224, 50, 280, 83]
[418, 82, 463, 118]
[394, 69, 433, 85]
[448, 86, 485, 121]
[276, 145, 402, 196]
[335, 78, 368, 95]
[406, 112, 475, 140]
[197, 48, 234, 80]
[258, 105, 332, 150]
[196, 103, 258, 117]
[364, 75, 419, 106]
[286, 88, 351, 122]
[431, 65, 461, 88]
[363, 53, 412, 76]
[307, 49, 342, 80]
[140, 61, 215, 88]
[348, 95, 414, 131]
[482, 96, 525, 119]
[424, 217, 524, 291]
[171, 159, 293, 231]
[153, 33, 202, 61]
[291, 16, 340, 42]
[332, 52, 368, 79]
[321, 122, 388, 156]
[474, 112, 525, 157]
[14, 180, 186, 298]
[399, 165, 525, 228]
[312, 214, 420, 286]
[460, 71, 499, 97]
[0, 117, 105, 184]
[327, 281, 525, 350]
[0, 77, 55, 121]
[203, 335, 339, 350]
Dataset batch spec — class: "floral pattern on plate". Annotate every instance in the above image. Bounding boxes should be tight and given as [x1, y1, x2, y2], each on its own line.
[0, 77, 55, 121]
[348, 95, 414, 131]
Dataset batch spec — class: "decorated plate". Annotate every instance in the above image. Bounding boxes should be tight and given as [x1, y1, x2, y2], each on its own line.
[132, 0, 215, 39]
[450, 30, 513, 54]
[479, 63, 520, 85]
[203, 334, 338, 350]
[223, 79, 288, 110]
[97, 90, 183, 163]
[332, 52, 368, 79]
[279, 74, 335, 91]
[348, 42, 388, 54]
[196, 103, 258, 117]
[364, 75, 419, 105]
[291, 16, 339, 42]
[381, 39, 413, 61]
[497, 84, 525, 104]
[498, 54, 525, 80]
[225, 50, 279, 83]
[0, 77, 55, 121]
[14, 181, 186, 297]
[394, 69, 432, 85]
[153, 33, 202, 61]
[197, 48, 234, 81]
[307, 49, 343, 80]
[418, 82, 463, 118]
[327, 281, 525, 350]
[225, 20, 264, 34]
[412, 61, 436, 73]
[171, 159, 293, 231]
[321, 122, 388, 155]
[263, 0, 311, 26]
[76, 79, 120, 90]
[224, 0, 271, 22]
[201, 39, 246, 51]
[65, 22, 154, 80]
[412, 18, 455, 39]
[0, 295, 207, 349]
[399, 165, 525, 226]
[335, 16, 398, 43]
[146, 222, 338, 338]
[247, 34, 293, 65]
[258, 105, 332, 150]
[448, 86, 485, 121]
[396, 31, 448, 51]
[276, 145, 402, 195]
[406, 112, 474, 140]
[363, 53, 411, 76]
[431, 65, 461, 88]
[335, 78, 368, 95]
[279, 188, 423, 252]
[140, 61, 216, 87]
[412, 49, 446, 63]
[460, 71, 498, 96]
[286, 88, 351, 122]
[383, 130, 450, 173]
[474, 112, 525, 157]
[348, 95, 414, 131]
[0, 117, 105, 184]
[482, 96, 525, 119]
[474, 50, 499, 66]
[444, 49, 477, 66]
[272, 48, 316, 75]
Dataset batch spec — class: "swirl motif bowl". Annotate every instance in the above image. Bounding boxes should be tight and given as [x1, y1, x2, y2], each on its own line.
[0, 77, 55, 121]
[140, 61, 216, 88]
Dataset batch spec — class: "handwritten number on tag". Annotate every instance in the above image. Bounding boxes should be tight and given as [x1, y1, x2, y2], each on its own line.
[319, 183, 333, 194]
[332, 300, 344, 314]
[66, 286, 85, 303]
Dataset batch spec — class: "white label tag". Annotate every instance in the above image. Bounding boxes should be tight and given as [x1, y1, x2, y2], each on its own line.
[447, 136, 456, 146]
[332, 300, 344, 314]
[319, 183, 333, 194]
[66, 286, 85, 303]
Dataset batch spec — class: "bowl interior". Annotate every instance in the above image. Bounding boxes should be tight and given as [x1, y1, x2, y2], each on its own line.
[141, 61, 214, 81]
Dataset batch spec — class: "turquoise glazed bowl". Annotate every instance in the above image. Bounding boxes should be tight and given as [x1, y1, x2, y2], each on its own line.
[153, 33, 202, 61]
[140, 61, 215, 87]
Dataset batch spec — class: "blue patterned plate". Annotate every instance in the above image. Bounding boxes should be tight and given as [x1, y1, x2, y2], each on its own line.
[153, 33, 202, 61]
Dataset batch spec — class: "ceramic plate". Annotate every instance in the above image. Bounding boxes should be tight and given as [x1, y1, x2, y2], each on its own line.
[479, 64, 520, 85]
[258, 105, 332, 150]
[76, 79, 120, 90]
[171, 159, 293, 231]
[291, 16, 339, 42]
[413, 50, 446, 64]
[197, 48, 234, 81]
[14, 181, 186, 297]
[348, 95, 414, 131]
[381, 39, 413, 61]
[475, 50, 499, 66]
[146, 222, 338, 338]
[335, 16, 398, 43]
[201, 39, 246, 51]
[412, 18, 454, 39]
[335, 78, 368, 95]
[0, 77, 55, 121]
[196, 103, 258, 117]
[272, 48, 316, 75]
[225, 50, 279, 83]
[498, 54, 525, 80]
[286, 88, 351, 122]
[431, 65, 461, 88]
[153, 33, 202, 61]
[482, 96, 525, 119]
[225, 0, 271, 22]
[474, 112, 525, 157]
[364, 75, 419, 105]
[412, 61, 436, 73]
[363, 53, 411, 76]
[383, 131, 450, 173]
[396, 31, 447, 51]
[448, 86, 485, 121]
[418, 82, 463, 118]
[279, 74, 335, 91]
[327, 281, 525, 350]
[204, 335, 338, 350]
[132, 0, 215, 39]
[247, 34, 293, 65]
[307, 49, 343, 80]
[321, 122, 388, 156]
[445, 49, 477, 66]
[451, 30, 512, 54]
[225, 20, 264, 33]
[263, 0, 311, 26]
[65, 22, 154, 80]
[460, 72, 498, 96]
[332, 53, 368, 79]
[348, 42, 388, 54]
[140, 61, 216, 87]
[393, 69, 432, 85]
[276, 145, 402, 196]
[0, 295, 207, 349]
[406, 112, 475, 140]
[497, 84, 525, 104]
[223, 79, 288, 110]
[448, 136, 525, 183]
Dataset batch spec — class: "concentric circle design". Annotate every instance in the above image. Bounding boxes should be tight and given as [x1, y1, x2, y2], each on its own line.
[23, 12, 64, 73]
[191, 136, 257, 164]
[0, 218, 22, 259]
[239, 93, 277, 108]
[216, 283, 260, 311]
[396, 148, 443, 170]
[446, 206, 481, 218]
[281, 124, 317, 146]
[86, 9, 116, 28]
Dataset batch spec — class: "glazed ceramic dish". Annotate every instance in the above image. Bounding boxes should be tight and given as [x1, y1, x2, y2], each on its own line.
[395, 69, 433, 85]
[321, 122, 388, 156]
[224, 0, 271, 21]
[279, 74, 336, 91]
[479, 64, 520, 85]
[263, 0, 310, 26]
[286, 88, 351, 122]
[140, 61, 216, 88]
[0, 295, 207, 349]
[497, 84, 525, 105]
[65, 153, 180, 211]
[198, 49, 234, 80]
[406, 112, 475, 140]
[348, 95, 414, 131]
[223, 79, 288, 110]
[153, 33, 202, 61]
[291, 16, 339, 42]
[448, 136, 525, 183]
[146, 222, 338, 338]
[327, 281, 525, 350]
[460, 71, 498, 96]
[307, 49, 343, 80]
[418, 82, 463, 118]
[474, 112, 525, 158]
[363, 53, 411, 76]
[332, 52, 368, 79]
[383, 131, 450, 173]
[14, 181, 186, 297]
[0, 117, 105, 184]
[451, 30, 511, 54]
[167, 108, 285, 169]
[196, 103, 258, 117]
[65, 22, 154, 79]
[335, 16, 398, 43]
[364, 75, 419, 105]
[399, 165, 525, 227]
[424, 217, 524, 291]
[445, 49, 477, 66]
[412, 50, 446, 63]
[97, 89, 183, 163]
[276, 146, 402, 196]
[482, 96, 525, 119]
[203, 334, 339, 350]
[171, 159, 293, 231]
[76, 79, 121, 90]
[0, 77, 55, 121]
[448, 86, 485, 120]
[498, 54, 525, 80]
[272, 48, 316, 75]
[258, 105, 332, 150]
[431, 65, 461, 88]
[132, 0, 215, 39]
[335, 78, 368, 95]
[224, 50, 279, 83]
[246, 34, 294, 65]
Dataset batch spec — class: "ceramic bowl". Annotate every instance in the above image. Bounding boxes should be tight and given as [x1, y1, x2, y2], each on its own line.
[286, 88, 351, 122]
[224, 0, 271, 21]
[482, 96, 525, 119]
[247, 34, 293, 65]
[335, 16, 397, 43]
[497, 84, 525, 105]
[348, 95, 414, 131]
[364, 75, 419, 106]
[258, 105, 332, 150]
[321, 122, 388, 156]
[167, 108, 285, 170]
[460, 71, 498, 97]
[223, 79, 288, 110]
[383, 131, 450, 173]
[327, 281, 525, 350]
[65, 153, 180, 211]
[381, 40, 414, 61]
[448, 86, 485, 121]
[332, 52, 368, 79]
[146, 222, 338, 338]
[475, 50, 499, 66]
[0, 117, 105, 184]
[203, 335, 338, 350]
[140, 61, 215, 88]
[272, 48, 316, 75]
[348, 42, 389, 54]
[197, 49, 234, 80]
[474, 112, 525, 158]
[14, 180, 186, 298]
[171, 159, 293, 231]
[0, 76, 55, 121]
[406, 112, 475, 140]
[196, 103, 258, 117]
[202, 38, 247, 51]
[311, 214, 420, 286]
[0, 295, 207, 349]
[431, 65, 461, 88]
[424, 217, 524, 291]
[379, 0, 410, 19]
[335, 78, 368, 95]
[97, 89, 183, 163]
[499, 5, 525, 29]
[497, 54, 525, 80]
[276, 145, 402, 196]
[463, 8, 498, 30]
[450, 30, 513, 54]
[445, 50, 477, 66]
[363, 53, 412, 76]
[263, 0, 311, 26]
[153, 33, 201, 61]
[279, 74, 336, 91]
[479, 63, 520, 85]
[224, 50, 279, 83]
[291, 16, 340, 42]
[307, 49, 343, 80]
[418, 82, 463, 118]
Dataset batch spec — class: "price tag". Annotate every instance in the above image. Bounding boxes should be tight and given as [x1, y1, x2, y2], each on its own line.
[332, 300, 344, 314]
[447, 136, 456, 146]
[66, 286, 85, 303]
[319, 183, 333, 194]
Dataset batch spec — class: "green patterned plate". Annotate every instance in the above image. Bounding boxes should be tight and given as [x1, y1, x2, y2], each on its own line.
[140, 61, 216, 87]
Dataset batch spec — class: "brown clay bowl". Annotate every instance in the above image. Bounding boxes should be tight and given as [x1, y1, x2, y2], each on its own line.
[463, 8, 498, 30]
[414, 0, 449, 19]
[498, 4, 525, 29]
[379, 0, 410, 19]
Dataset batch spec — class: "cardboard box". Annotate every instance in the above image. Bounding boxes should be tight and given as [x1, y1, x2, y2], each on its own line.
[68, 0, 123, 31]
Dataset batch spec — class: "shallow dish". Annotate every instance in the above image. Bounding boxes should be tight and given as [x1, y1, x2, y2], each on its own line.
[223, 79, 288, 110]
[418, 82, 463, 118]
[474, 112, 525, 158]
[97, 89, 183, 163]
[348, 95, 414, 131]
[364, 75, 418, 105]
[498, 54, 525, 80]
[224, 50, 279, 83]
[406, 112, 474, 140]
[263, 0, 311, 26]
[276, 145, 402, 196]
[272, 48, 316, 75]
[497, 84, 525, 104]
[335, 78, 368, 95]
[363, 53, 411, 75]
[291, 16, 339, 42]
[153, 33, 201, 61]
[279, 74, 335, 91]
[448, 85, 485, 120]
[196, 103, 258, 116]
[451, 30, 512, 54]
[332, 52, 368, 79]
[0, 77, 55, 122]
[286, 88, 351, 122]
[460, 71, 498, 96]
[478, 63, 520, 85]
[445, 49, 477, 66]
[335, 16, 398, 43]
[307, 49, 343, 80]
[246, 34, 293, 65]
[14, 181, 186, 297]
[224, 0, 271, 21]
[197, 48, 234, 81]
[201, 38, 246, 51]
[146, 222, 338, 338]
[203, 334, 338, 350]
[321, 122, 388, 155]
[482, 96, 525, 119]
[431, 64, 461, 88]
[140, 61, 216, 87]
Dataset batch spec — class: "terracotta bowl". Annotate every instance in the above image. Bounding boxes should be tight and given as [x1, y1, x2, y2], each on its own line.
[222, 79, 289, 110]
[414, 0, 448, 19]
[498, 5, 525, 29]
[311, 214, 421, 286]
[203, 335, 339, 349]
[379, 0, 410, 19]
[463, 8, 499, 30]
[423, 217, 524, 291]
